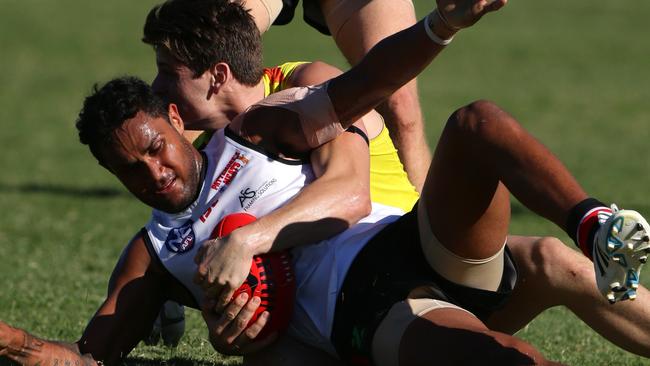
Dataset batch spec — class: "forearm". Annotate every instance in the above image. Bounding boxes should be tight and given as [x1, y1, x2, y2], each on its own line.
[0, 325, 97, 366]
[234, 173, 369, 254]
[328, 11, 455, 127]
[233, 132, 371, 254]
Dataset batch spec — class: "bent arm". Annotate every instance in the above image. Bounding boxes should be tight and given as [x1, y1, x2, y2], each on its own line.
[234, 128, 371, 254]
[235, 61, 372, 253]
[78, 232, 166, 364]
[1, 233, 166, 366]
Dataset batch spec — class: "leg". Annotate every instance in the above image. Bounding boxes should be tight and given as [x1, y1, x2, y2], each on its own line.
[423, 100, 588, 263]
[488, 235, 650, 357]
[319, 0, 431, 192]
[371, 299, 563, 366]
[243, 333, 343, 366]
[240, 0, 284, 32]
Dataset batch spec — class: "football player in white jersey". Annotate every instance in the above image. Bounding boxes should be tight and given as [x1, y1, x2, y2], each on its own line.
[2, 0, 649, 365]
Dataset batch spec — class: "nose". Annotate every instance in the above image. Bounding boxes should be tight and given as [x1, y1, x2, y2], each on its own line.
[143, 158, 169, 188]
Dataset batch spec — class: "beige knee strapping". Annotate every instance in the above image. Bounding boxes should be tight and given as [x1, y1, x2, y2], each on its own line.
[371, 298, 473, 366]
[417, 202, 506, 292]
[321, 0, 415, 39]
[241, 0, 283, 32]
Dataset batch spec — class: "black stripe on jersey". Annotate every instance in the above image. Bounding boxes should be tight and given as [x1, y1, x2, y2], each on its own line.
[140, 228, 200, 309]
[225, 127, 307, 165]
[345, 125, 370, 146]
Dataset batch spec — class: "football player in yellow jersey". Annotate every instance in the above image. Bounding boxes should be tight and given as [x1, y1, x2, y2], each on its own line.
[142, 0, 650, 361]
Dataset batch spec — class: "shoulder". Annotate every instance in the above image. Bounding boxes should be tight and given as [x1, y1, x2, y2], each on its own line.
[285, 61, 343, 88]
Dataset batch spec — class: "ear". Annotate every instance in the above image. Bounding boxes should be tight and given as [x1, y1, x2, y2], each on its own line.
[168, 103, 185, 135]
[208, 62, 232, 94]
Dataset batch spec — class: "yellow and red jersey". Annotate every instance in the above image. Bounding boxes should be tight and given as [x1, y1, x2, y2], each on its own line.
[194, 61, 419, 212]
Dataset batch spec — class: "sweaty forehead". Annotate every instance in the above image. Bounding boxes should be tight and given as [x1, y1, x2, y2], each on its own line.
[102, 112, 166, 164]
[114, 112, 159, 147]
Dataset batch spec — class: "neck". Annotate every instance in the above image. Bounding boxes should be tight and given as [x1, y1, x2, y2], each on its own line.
[219, 79, 266, 121]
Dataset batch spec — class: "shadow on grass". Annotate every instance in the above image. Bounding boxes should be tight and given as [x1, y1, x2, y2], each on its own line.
[0, 357, 236, 366]
[0, 182, 128, 199]
[123, 356, 238, 366]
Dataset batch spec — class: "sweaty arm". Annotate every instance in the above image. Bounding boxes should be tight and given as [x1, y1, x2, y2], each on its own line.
[222, 60, 373, 255]
[252, 1, 506, 151]
[0, 233, 168, 366]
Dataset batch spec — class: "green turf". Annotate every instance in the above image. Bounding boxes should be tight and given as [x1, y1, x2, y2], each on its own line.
[1, 0, 649, 365]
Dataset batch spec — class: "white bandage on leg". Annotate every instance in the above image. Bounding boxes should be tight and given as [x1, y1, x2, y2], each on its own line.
[256, 0, 283, 31]
[417, 202, 506, 291]
[322, 0, 415, 39]
[249, 83, 344, 148]
[371, 297, 474, 366]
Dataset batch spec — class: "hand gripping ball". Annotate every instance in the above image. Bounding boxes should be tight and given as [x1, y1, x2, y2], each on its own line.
[211, 213, 295, 339]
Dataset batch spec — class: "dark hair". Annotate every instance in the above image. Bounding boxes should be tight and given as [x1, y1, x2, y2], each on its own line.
[143, 0, 263, 86]
[76, 76, 168, 163]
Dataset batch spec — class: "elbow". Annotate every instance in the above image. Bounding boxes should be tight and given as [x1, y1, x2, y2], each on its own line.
[346, 186, 372, 224]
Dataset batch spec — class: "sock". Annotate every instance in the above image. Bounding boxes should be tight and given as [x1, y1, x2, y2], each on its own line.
[566, 198, 612, 259]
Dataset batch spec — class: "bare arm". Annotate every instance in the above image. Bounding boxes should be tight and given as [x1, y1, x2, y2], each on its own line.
[328, 0, 506, 127]
[1, 233, 167, 366]
[243, 1, 506, 156]
[235, 61, 373, 253]
[0, 324, 97, 366]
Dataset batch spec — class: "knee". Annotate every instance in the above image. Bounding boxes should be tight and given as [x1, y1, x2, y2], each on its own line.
[377, 83, 423, 132]
[530, 236, 592, 288]
[446, 100, 518, 143]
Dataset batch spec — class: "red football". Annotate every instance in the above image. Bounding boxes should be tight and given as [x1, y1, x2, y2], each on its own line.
[211, 213, 295, 339]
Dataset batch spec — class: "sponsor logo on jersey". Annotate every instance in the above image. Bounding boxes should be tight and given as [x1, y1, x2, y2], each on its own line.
[199, 199, 220, 223]
[211, 152, 250, 192]
[240, 178, 277, 210]
[239, 188, 256, 208]
[165, 220, 196, 253]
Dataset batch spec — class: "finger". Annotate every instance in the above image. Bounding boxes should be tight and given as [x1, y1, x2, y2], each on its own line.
[199, 266, 217, 291]
[215, 287, 237, 313]
[194, 241, 210, 265]
[193, 261, 209, 285]
[212, 292, 249, 336]
[484, 0, 507, 13]
[241, 308, 269, 341]
[222, 296, 261, 343]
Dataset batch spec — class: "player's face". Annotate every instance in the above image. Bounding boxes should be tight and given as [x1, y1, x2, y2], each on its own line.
[100, 108, 202, 213]
[152, 48, 221, 130]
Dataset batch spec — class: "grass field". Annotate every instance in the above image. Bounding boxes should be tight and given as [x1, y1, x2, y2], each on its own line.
[1, 0, 649, 365]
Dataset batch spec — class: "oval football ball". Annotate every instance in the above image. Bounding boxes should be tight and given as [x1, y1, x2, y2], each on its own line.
[211, 213, 295, 339]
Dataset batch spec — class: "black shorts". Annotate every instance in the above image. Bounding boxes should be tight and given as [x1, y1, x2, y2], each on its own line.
[273, 0, 331, 35]
[330, 203, 518, 365]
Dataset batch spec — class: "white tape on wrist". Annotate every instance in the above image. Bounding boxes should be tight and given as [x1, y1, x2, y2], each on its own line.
[423, 13, 454, 46]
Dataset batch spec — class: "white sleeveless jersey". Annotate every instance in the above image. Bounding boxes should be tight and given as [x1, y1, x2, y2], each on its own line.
[143, 128, 403, 355]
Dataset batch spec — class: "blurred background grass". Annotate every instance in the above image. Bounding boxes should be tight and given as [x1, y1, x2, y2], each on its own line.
[0, 0, 649, 364]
